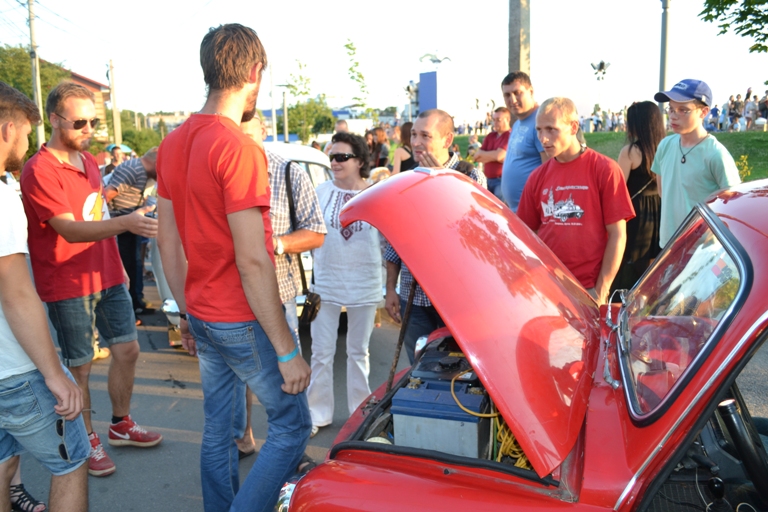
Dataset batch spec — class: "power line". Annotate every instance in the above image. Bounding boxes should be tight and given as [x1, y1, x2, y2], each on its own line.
[35, 0, 85, 30]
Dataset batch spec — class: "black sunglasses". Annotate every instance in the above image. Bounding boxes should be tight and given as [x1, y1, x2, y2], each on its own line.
[55, 113, 99, 130]
[55, 418, 70, 461]
[329, 153, 357, 163]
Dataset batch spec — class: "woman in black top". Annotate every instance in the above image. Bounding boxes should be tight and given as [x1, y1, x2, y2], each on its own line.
[613, 101, 665, 292]
[391, 122, 417, 174]
[370, 127, 390, 168]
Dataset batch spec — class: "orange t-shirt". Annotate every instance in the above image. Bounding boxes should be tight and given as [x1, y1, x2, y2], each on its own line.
[156, 114, 274, 323]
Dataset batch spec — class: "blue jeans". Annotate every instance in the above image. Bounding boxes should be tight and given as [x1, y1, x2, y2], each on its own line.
[187, 315, 310, 512]
[486, 177, 504, 202]
[400, 300, 446, 364]
[47, 284, 137, 367]
[0, 368, 89, 475]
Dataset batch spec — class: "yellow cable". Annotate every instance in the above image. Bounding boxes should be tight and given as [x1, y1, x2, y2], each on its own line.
[449, 369, 530, 469]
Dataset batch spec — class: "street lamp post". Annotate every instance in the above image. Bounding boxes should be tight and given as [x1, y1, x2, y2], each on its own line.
[659, 0, 671, 114]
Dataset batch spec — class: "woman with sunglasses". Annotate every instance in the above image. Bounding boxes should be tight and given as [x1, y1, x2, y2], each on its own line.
[306, 132, 382, 438]
[612, 101, 665, 293]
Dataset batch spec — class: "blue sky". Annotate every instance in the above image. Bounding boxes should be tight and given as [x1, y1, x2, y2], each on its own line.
[1, 0, 766, 123]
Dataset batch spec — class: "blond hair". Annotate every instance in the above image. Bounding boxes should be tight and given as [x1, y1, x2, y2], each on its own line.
[538, 97, 579, 125]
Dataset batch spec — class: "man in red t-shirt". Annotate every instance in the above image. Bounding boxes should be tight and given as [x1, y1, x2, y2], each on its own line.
[473, 107, 511, 200]
[517, 97, 635, 304]
[156, 24, 311, 511]
[21, 82, 162, 478]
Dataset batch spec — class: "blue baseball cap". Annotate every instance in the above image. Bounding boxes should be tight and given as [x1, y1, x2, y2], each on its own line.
[655, 79, 713, 106]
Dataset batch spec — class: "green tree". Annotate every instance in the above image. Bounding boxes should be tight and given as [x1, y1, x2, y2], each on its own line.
[700, 0, 768, 53]
[344, 39, 376, 120]
[287, 96, 334, 143]
[0, 44, 71, 157]
[122, 128, 162, 156]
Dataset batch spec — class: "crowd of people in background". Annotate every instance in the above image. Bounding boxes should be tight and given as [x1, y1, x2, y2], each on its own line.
[0, 18, 755, 512]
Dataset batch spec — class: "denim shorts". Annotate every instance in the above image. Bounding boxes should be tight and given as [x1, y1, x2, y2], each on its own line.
[47, 284, 138, 367]
[0, 368, 90, 476]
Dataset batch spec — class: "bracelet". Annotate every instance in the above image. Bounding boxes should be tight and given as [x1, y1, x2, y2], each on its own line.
[179, 313, 187, 320]
[277, 347, 299, 363]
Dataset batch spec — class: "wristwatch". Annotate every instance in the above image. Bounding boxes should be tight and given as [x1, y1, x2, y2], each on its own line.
[275, 237, 284, 255]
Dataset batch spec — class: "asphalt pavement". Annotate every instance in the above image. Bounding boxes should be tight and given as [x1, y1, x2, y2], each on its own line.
[18, 276, 409, 511]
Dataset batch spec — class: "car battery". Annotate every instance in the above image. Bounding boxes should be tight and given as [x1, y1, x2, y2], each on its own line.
[392, 336, 490, 458]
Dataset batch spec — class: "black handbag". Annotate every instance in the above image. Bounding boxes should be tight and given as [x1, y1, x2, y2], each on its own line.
[284, 163, 321, 326]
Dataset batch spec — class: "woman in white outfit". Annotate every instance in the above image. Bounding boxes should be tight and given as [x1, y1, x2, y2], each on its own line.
[308, 132, 382, 437]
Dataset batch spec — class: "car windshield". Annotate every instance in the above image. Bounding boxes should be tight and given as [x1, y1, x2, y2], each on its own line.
[620, 212, 741, 415]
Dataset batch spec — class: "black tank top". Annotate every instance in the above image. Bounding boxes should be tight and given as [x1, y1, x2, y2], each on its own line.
[400, 147, 417, 172]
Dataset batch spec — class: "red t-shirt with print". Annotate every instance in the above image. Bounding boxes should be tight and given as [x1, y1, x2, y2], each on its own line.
[156, 114, 274, 323]
[517, 148, 635, 288]
[479, 130, 511, 179]
[21, 145, 123, 302]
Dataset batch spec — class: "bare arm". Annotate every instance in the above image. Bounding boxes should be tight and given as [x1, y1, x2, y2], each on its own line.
[0, 253, 82, 419]
[384, 260, 401, 324]
[655, 174, 662, 196]
[48, 205, 157, 243]
[104, 186, 119, 202]
[617, 146, 632, 182]
[156, 197, 194, 354]
[392, 147, 406, 174]
[228, 207, 311, 394]
[278, 230, 324, 254]
[473, 148, 507, 164]
[594, 221, 626, 305]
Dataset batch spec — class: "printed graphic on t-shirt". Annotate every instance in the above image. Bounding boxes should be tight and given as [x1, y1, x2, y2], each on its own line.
[329, 190, 363, 240]
[82, 188, 110, 221]
[541, 188, 585, 224]
[509, 125, 530, 156]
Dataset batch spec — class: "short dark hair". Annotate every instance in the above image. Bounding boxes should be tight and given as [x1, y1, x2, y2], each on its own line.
[417, 109, 454, 137]
[0, 81, 41, 125]
[501, 71, 532, 88]
[200, 24, 268, 91]
[45, 81, 94, 119]
[331, 132, 371, 178]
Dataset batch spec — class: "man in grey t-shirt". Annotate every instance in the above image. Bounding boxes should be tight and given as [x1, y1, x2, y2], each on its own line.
[105, 147, 158, 314]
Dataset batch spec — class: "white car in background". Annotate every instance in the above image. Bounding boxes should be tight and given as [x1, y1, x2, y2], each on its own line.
[153, 142, 332, 346]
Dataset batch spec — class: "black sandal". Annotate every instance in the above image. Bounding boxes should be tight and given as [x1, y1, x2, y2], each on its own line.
[297, 453, 317, 475]
[10, 484, 47, 512]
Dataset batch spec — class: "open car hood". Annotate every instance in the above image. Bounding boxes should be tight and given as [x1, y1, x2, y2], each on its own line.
[340, 169, 601, 477]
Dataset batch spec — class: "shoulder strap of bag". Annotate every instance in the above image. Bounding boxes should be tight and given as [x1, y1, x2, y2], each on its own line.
[285, 162, 310, 295]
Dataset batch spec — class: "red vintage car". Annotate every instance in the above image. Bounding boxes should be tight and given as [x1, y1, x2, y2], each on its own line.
[281, 169, 768, 511]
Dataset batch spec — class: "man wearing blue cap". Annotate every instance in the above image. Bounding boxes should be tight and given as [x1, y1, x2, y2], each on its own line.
[651, 79, 740, 248]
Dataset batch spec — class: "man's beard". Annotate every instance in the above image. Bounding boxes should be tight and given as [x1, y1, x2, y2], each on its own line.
[241, 87, 259, 123]
[60, 130, 91, 152]
[4, 136, 26, 173]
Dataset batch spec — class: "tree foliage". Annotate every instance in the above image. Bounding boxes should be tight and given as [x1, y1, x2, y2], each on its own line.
[122, 128, 162, 156]
[0, 44, 71, 157]
[699, 0, 768, 53]
[283, 96, 334, 143]
[344, 39, 377, 120]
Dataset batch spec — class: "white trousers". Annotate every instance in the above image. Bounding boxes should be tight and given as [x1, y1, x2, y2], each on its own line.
[307, 302, 377, 427]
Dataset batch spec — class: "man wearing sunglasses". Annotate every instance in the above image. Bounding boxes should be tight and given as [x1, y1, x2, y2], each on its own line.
[21, 81, 163, 478]
[0, 82, 89, 511]
[651, 79, 740, 248]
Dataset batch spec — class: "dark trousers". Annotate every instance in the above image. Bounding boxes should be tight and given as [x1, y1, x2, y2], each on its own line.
[399, 299, 446, 365]
[117, 231, 143, 310]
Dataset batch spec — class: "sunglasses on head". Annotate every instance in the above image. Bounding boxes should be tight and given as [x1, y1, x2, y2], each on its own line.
[329, 153, 356, 163]
[55, 113, 99, 130]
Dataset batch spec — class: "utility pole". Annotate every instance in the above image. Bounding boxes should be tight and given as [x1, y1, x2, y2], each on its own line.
[108, 59, 122, 145]
[27, 0, 45, 148]
[659, 0, 671, 113]
[270, 66, 278, 142]
[508, 0, 531, 75]
[282, 90, 289, 144]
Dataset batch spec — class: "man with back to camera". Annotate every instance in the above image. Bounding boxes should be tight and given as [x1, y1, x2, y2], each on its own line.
[384, 109, 484, 363]
[156, 24, 311, 512]
[517, 97, 635, 305]
[472, 106, 511, 200]
[500, 71, 548, 212]
[652, 79, 740, 248]
[0, 81, 90, 512]
[21, 81, 162, 478]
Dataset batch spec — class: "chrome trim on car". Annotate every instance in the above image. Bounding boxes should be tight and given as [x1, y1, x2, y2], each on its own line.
[613, 309, 768, 510]
[617, 204, 753, 425]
